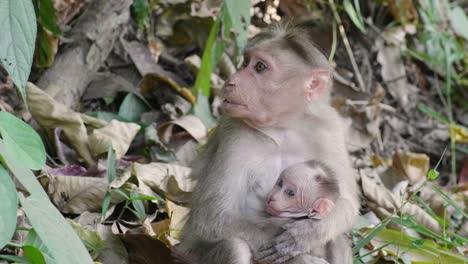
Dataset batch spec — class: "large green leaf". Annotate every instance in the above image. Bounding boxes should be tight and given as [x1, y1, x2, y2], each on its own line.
[448, 6, 468, 41]
[0, 164, 18, 249]
[0, 142, 93, 263]
[370, 229, 466, 263]
[19, 193, 94, 264]
[0, 111, 46, 170]
[0, 0, 37, 101]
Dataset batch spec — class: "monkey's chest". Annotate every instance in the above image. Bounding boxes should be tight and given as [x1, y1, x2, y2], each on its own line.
[244, 150, 282, 215]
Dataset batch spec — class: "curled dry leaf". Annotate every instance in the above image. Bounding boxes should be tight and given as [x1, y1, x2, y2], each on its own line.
[158, 114, 207, 144]
[167, 200, 190, 241]
[360, 170, 440, 233]
[26, 82, 95, 165]
[88, 119, 141, 159]
[184, 54, 224, 95]
[377, 46, 417, 110]
[133, 162, 194, 204]
[48, 175, 122, 214]
[392, 151, 430, 184]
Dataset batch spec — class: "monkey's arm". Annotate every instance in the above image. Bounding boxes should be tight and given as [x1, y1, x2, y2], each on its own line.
[256, 197, 357, 264]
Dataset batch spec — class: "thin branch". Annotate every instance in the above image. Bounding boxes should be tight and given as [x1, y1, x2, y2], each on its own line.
[328, 0, 366, 92]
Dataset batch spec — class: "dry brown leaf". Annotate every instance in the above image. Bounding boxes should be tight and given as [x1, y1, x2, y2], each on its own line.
[133, 162, 194, 204]
[158, 115, 207, 144]
[88, 120, 141, 159]
[120, 233, 175, 264]
[140, 73, 195, 105]
[360, 170, 440, 233]
[450, 124, 468, 143]
[26, 82, 95, 165]
[167, 200, 190, 240]
[48, 175, 122, 214]
[392, 151, 430, 184]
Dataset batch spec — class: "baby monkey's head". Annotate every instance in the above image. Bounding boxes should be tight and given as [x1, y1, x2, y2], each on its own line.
[266, 160, 339, 219]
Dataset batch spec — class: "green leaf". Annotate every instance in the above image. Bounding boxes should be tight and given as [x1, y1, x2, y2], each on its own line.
[448, 7, 468, 40]
[118, 93, 149, 122]
[416, 103, 449, 124]
[87, 111, 130, 123]
[427, 169, 439, 180]
[369, 228, 466, 263]
[430, 184, 468, 219]
[101, 191, 112, 222]
[193, 18, 224, 98]
[224, 0, 251, 54]
[0, 111, 46, 170]
[0, 164, 18, 249]
[34, 0, 60, 35]
[24, 229, 53, 264]
[0, 0, 37, 101]
[19, 193, 94, 264]
[23, 245, 46, 264]
[35, 26, 54, 68]
[0, 141, 48, 200]
[132, 0, 149, 32]
[130, 190, 146, 220]
[192, 92, 215, 129]
[343, 0, 365, 33]
[353, 217, 391, 254]
[127, 195, 160, 201]
[106, 144, 116, 184]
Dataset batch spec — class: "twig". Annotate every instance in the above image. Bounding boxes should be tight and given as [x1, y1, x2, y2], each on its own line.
[329, 19, 337, 62]
[328, 0, 366, 92]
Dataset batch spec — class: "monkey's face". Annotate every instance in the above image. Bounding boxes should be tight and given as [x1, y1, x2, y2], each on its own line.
[221, 44, 314, 127]
[265, 172, 314, 218]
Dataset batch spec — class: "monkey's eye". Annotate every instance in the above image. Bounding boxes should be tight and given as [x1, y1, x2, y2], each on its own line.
[241, 57, 249, 68]
[254, 62, 267, 73]
[285, 189, 295, 197]
[276, 179, 283, 188]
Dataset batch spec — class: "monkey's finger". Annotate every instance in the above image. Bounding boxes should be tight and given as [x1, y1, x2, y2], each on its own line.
[271, 254, 293, 264]
[258, 241, 276, 252]
[256, 247, 276, 259]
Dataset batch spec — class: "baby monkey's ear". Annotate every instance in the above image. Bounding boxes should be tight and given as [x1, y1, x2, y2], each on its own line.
[308, 198, 335, 219]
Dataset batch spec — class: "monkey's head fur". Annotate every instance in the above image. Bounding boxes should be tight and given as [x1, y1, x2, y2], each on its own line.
[221, 19, 333, 128]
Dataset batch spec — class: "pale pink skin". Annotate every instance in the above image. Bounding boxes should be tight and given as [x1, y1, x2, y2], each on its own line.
[221, 43, 330, 128]
[266, 164, 335, 220]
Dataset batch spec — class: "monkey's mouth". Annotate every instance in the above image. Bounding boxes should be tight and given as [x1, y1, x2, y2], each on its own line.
[265, 205, 281, 216]
[222, 99, 247, 110]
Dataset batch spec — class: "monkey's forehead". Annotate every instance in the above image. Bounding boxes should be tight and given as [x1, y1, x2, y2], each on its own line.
[282, 163, 326, 177]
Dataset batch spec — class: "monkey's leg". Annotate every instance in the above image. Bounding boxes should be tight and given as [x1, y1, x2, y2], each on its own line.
[200, 238, 252, 264]
[285, 254, 329, 264]
[325, 235, 352, 264]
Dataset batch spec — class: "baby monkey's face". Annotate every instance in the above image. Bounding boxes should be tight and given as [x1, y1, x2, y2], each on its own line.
[265, 164, 335, 219]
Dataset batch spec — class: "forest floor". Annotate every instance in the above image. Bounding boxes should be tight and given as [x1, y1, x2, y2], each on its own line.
[0, 0, 467, 263]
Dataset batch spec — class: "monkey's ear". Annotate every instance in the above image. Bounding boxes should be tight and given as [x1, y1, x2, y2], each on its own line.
[306, 68, 330, 101]
[308, 198, 335, 219]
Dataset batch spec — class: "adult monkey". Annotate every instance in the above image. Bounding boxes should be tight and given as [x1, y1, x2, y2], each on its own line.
[177, 19, 359, 264]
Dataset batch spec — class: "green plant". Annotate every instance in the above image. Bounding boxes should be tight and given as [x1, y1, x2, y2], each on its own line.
[0, 1, 93, 263]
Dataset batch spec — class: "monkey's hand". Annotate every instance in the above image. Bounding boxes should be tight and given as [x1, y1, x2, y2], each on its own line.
[255, 220, 313, 264]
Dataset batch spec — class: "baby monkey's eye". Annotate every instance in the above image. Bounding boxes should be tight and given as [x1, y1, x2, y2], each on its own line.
[241, 57, 249, 68]
[276, 179, 283, 188]
[254, 62, 266, 72]
[285, 189, 295, 197]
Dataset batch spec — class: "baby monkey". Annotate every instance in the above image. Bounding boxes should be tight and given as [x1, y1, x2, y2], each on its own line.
[266, 160, 338, 220]
[258, 160, 340, 264]
[174, 161, 346, 264]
